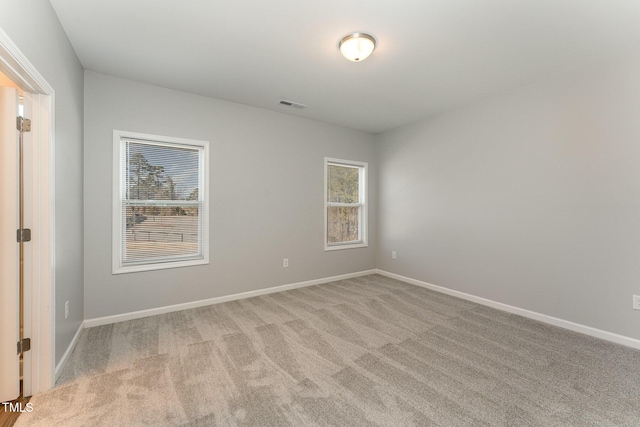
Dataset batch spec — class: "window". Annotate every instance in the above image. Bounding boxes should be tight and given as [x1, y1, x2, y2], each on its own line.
[324, 157, 368, 250]
[112, 130, 209, 274]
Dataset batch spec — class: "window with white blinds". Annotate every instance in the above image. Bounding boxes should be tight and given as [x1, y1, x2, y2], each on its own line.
[112, 130, 209, 274]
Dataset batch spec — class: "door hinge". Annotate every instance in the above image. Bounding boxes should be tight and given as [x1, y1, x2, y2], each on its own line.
[17, 228, 31, 242]
[16, 116, 31, 132]
[17, 338, 31, 355]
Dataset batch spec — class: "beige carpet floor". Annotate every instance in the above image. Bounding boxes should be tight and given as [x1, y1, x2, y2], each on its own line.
[15, 274, 640, 426]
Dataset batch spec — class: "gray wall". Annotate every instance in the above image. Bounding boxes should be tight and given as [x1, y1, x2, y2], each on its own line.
[84, 71, 376, 319]
[0, 1, 84, 364]
[376, 53, 640, 340]
[6, 1, 637, 360]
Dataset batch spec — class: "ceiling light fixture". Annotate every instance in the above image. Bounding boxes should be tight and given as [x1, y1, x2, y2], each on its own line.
[339, 33, 376, 62]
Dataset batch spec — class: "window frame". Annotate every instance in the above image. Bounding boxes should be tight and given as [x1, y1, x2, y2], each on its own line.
[324, 157, 368, 251]
[112, 130, 210, 274]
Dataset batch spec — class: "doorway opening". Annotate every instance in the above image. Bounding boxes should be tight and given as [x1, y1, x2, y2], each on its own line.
[0, 28, 56, 403]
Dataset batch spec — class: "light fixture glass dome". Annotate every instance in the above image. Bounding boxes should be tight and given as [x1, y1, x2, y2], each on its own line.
[339, 33, 376, 62]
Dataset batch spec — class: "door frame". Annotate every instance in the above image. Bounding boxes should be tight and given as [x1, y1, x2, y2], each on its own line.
[0, 27, 55, 394]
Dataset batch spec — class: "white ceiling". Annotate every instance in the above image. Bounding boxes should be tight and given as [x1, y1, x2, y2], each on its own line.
[50, 0, 640, 134]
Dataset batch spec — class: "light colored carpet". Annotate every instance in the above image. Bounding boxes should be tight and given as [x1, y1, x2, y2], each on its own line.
[15, 274, 640, 426]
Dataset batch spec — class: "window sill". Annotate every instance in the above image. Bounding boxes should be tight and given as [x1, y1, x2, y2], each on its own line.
[112, 257, 209, 274]
[324, 242, 368, 251]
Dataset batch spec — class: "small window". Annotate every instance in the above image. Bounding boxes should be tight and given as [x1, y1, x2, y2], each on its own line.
[324, 157, 368, 250]
[112, 130, 209, 274]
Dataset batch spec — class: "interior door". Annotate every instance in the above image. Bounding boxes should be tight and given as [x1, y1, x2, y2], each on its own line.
[0, 86, 20, 402]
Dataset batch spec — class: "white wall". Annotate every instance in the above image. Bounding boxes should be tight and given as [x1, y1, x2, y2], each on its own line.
[84, 71, 376, 319]
[0, 1, 84, 364]
[376, 52, 640, 340]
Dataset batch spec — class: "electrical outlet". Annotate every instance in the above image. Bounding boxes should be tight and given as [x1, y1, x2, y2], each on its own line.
[633, 295, 640, 310]
[65, 301, 69, 319]
[283, 258, 289, 268]
[391, 251, 397, 259]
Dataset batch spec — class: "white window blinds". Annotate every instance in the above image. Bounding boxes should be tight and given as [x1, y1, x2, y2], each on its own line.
[113, 131, 209, 273]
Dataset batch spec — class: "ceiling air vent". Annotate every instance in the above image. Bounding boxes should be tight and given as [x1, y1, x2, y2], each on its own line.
[279, 99, 307, 109]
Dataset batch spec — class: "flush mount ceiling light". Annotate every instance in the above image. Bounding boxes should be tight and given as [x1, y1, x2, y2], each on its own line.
[339, 33, 376, 62]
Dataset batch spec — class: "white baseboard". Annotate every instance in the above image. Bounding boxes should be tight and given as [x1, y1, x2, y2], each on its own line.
[84, 269, 377, 328]
[55, 321, 85, 381]
[376, 269, 640, 351]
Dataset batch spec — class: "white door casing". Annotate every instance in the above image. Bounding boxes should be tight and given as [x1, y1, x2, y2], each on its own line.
[0, 27, 56, 395]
